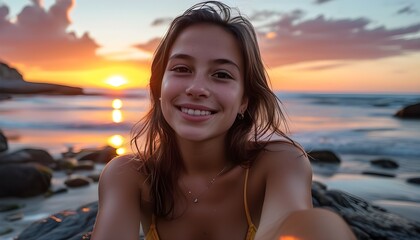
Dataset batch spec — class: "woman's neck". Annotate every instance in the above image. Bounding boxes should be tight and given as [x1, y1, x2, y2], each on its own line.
[177, 137, 229, 176]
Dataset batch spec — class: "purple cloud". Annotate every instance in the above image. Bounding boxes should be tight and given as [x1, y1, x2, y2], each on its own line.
[397, 6, 417, 15]
[151, 17, 173, 26]
[313, 0, 334, 5]
[258, 13, 420, 67]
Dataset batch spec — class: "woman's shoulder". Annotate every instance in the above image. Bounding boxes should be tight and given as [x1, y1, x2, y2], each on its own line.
[99, 154, 147, 189]
[253, 140, 311, 176]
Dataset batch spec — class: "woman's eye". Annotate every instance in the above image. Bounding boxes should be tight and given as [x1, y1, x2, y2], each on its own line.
[212, 72, 233, 79]
[171, 66, 190, 73]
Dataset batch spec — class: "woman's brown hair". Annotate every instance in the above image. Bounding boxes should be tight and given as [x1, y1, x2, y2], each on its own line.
[131, 1, 295, 218]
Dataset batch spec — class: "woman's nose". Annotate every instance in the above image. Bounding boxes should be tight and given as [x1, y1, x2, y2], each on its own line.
[185, 75, 210, 98]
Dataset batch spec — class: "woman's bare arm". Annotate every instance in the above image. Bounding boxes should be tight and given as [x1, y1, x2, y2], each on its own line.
[91, 155, 143, 240]
[254, 143, 313, 240]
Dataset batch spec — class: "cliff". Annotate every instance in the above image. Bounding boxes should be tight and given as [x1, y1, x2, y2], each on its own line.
[0, 62, 84, 95]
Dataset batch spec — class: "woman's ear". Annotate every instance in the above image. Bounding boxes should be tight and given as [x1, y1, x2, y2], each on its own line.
[240, 97, 248, 114]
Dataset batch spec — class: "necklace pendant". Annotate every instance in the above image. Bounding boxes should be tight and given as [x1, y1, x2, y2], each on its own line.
[193, 198, 199, 203]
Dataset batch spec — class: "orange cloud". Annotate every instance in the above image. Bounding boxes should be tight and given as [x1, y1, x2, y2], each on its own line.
[0, 0, 103, 70]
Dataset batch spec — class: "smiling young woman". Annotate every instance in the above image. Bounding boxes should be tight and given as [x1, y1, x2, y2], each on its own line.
[91, 2, 356, 240]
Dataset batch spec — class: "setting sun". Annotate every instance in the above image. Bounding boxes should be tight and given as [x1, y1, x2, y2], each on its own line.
[105, 75, 128, 87]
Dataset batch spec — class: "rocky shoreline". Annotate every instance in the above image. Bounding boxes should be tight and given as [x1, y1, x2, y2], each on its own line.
[1, 130, 420, 240]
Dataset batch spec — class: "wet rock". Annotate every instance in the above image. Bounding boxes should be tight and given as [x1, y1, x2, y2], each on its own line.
[0, 203, 24, 212]
[311, 181, 420, 240]
[0, 148, 56, 168]
[362, 171, 395, 178]
[370, 158, 399, 169]
[395, 103, 420, 119]
[407, 177, 420, 185]
[77, 146, 117, 163]
[0, 227, 13, 236]
[56, 158, 78, 170]
[0, 94, 12, 101]
[87, 173, 100, 182]
[0, 129, 8, 152]
[0, 163, 52, 197]
[308, 150, 341, 164]
[64, 175, 91, 188]
[44, 187, 68, 198]
[73, 160, 95, 171]
[5, 212, 24, 221]
[17, 202, 98, 240]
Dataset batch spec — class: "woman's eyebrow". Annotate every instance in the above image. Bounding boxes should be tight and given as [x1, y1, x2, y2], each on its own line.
[213, 59, 240, 71]
[169, 53, 240, 71]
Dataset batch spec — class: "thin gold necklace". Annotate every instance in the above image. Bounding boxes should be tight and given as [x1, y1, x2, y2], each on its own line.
[182, 164, 229, 204]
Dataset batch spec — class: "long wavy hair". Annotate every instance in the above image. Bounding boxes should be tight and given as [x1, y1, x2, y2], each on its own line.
[131, 1, 295, 218]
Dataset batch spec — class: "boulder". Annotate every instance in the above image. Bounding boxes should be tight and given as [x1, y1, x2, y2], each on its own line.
[370, 158, 399, 169]
[0, 148, 56, 168]
[0, 163, 52, 197]
[64, 175, 91, 188]
[362, 171, 395, 178]
[77, 146, 117, 163]
[308, 150, 341, 164]
[0, 129, 8, 152]
[407, 177, 420, 185]
[395, 103, 420, 119]
[311, 181, 420, 240]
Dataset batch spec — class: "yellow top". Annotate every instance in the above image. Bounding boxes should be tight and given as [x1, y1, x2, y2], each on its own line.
[145, 168, 257, 240]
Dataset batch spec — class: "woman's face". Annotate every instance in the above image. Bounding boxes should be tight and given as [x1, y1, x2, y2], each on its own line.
[160, 23, 248, 143]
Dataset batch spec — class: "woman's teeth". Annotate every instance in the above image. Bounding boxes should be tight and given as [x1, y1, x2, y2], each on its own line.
[181, 107, 212, 116]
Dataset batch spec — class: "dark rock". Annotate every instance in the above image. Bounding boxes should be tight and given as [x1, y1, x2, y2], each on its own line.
[311, 181, 420, 240]
[0, 62, 84, 95]
[77, 146, 117, 164]
[16, 201, 98, 240]
[73, 160, 95, 171]
[44, 187, 68, 198]
[56, 158, 78, 170]
[0, 163, 52, 197]
[0, 203, 24, 212]
[0, 94, 12, 101]
[308, 150, 341, 164]
[395, 103, 420, 119]
[87, 173, 100, 182]
[5, 212, 24, 221]
[362, 171, 395, 178]
[0, 227, 13, 236]
[407, 177, 420, 185]
[0, 148, 56, 168]
[370, 158, 399, 169]
[0, 129, 8, 152]
[64, 176, 91, 188]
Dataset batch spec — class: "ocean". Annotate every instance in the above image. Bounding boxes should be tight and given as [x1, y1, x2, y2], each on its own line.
[1, 90, 419, 204]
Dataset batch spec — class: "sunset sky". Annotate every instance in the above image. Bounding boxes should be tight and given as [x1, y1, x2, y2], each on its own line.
[0, 0, 419, 93]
